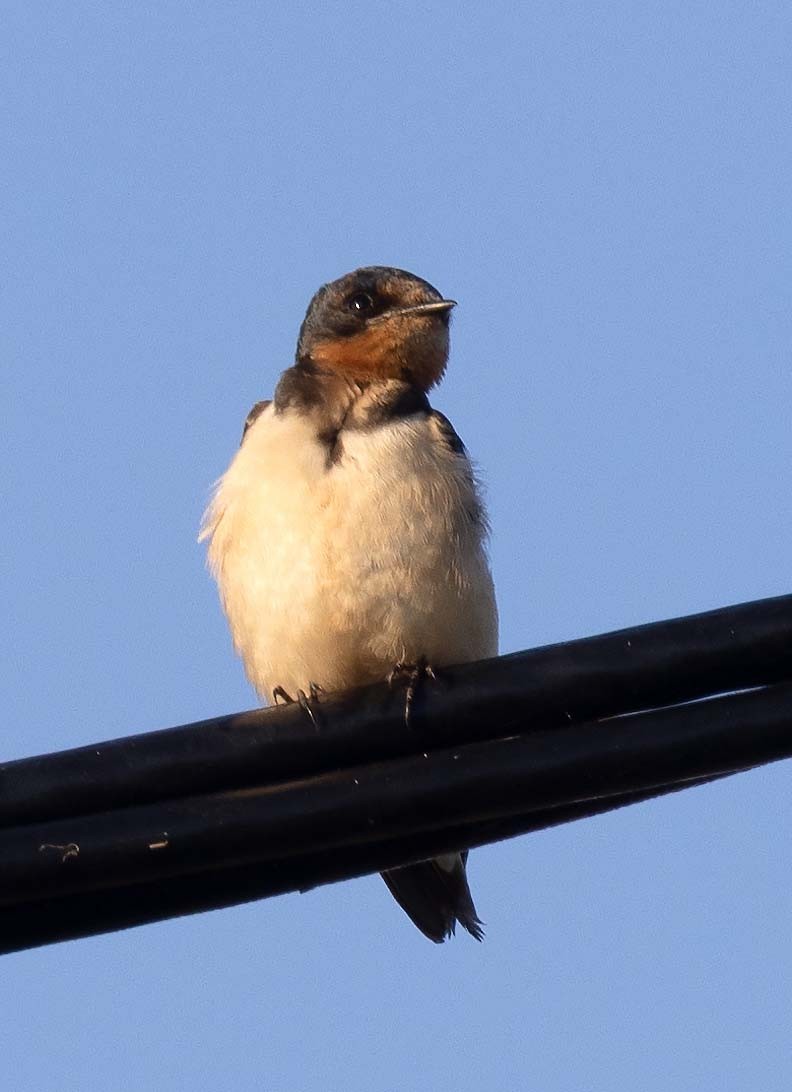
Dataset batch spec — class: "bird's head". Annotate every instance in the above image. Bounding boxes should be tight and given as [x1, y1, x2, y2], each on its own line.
[296, 266, 456, 391]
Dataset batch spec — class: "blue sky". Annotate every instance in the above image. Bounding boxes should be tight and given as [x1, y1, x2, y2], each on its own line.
[3, 3, 792, 1089]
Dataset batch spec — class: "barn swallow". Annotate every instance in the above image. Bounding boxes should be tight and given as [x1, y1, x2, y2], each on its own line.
[200, 266, 498, 942]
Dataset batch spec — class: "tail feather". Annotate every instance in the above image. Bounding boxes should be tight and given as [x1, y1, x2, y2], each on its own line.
[381, 852, 484, 943]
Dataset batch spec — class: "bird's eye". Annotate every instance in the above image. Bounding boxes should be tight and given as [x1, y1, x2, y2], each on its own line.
[348, 292, 374, 313]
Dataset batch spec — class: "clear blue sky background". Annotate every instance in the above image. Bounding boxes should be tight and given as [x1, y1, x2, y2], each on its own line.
[3, 3, 791, 1089]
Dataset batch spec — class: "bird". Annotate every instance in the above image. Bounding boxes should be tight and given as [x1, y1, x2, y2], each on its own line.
[200, 266, 498, 942]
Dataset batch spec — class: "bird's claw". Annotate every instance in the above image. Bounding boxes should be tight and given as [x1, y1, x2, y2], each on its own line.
[388, 658, 436, 728]
[272, 685, 293, 706]
[272, 682, 324, 731]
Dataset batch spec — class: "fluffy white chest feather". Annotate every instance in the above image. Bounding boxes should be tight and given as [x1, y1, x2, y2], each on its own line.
[202, 403, 497, 700]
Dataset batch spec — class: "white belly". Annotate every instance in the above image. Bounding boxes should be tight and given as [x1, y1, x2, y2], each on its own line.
[202, 405, 498, 700]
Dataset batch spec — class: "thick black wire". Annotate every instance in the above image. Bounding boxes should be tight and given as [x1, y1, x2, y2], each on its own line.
[2, 593, 792, 828]
[1, 593, 791, 954]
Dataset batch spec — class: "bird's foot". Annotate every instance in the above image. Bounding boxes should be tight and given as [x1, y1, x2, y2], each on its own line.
[272, 685, 294, 706]
[387, 657, 436, 728]
[272, 682, 324, 731]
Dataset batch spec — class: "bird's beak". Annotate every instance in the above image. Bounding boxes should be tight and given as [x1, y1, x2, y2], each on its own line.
[395, 299, 457, 317]
[369, 299, 457, 325]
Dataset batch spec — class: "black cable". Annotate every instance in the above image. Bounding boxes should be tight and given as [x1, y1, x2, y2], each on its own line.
[1, 681, 790, 952]
[1, 593, 791, 954]
[3, 593, 792, 828]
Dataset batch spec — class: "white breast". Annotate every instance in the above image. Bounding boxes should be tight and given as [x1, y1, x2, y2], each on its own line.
[202, 405, 498, 700]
